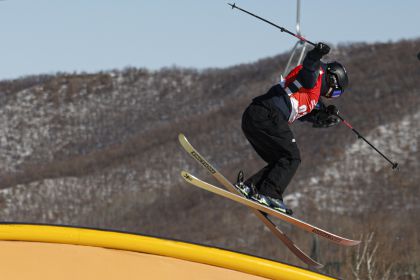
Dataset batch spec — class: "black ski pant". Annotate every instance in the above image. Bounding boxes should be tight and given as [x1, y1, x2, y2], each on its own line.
[241, 102, 301, 200]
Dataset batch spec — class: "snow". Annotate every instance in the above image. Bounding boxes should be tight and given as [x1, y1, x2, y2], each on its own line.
[287, 111, 420, 213]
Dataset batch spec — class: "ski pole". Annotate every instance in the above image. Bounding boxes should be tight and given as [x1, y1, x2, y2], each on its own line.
[228, 3, 316, 46]
[334, 113, 399, 170]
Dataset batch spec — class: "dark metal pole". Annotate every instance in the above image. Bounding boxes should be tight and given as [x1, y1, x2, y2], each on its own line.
[228, 3, 316, 46]
[335, 113, 399, 170]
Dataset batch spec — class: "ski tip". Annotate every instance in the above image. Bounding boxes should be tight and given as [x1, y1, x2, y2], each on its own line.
[314, 263, 324, 269]
[354, 240, 362, 246]
[181, 170, 193, 182]
[343, 239, 361, 246]
[178, 133, 187, 145]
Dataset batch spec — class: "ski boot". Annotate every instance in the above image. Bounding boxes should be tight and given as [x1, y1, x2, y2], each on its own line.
[233, 170, 255, 198]
[251, 193, 293, 216]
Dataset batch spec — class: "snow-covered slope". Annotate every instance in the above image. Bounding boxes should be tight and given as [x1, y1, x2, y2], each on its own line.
[286, 111, 420, 213]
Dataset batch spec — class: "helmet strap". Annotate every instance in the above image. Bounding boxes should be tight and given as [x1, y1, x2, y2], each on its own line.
[325, 87, 333, 98]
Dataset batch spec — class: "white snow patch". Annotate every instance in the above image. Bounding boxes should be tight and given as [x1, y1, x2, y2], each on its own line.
[288, 111, 420, 212]
[284, 192, 302, 208]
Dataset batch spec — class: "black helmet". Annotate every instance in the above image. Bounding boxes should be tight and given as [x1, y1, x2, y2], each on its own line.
[324, 62, 348, 98]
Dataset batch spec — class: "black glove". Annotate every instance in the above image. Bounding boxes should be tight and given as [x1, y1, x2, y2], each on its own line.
[326, 105, 339, 116]
[313, 114, 340, 128]
[311, 105, 340, 128]
[314, 42, 330, 57]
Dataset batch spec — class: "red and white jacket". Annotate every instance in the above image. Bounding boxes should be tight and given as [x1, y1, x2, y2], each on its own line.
[282, 65, 324, 123]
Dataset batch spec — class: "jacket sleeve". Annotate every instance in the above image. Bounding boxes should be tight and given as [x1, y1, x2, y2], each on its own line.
[296, 48, 323, 89]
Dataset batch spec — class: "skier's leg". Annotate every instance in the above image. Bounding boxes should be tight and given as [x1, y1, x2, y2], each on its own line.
[256, 158, 300, 199]
[241, 103, 301, 200]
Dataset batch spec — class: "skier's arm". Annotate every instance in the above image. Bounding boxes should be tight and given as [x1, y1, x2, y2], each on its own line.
[296, 43, 330, 88]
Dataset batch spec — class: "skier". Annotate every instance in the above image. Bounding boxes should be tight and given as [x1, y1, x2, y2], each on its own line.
[234, 42, 348, 215]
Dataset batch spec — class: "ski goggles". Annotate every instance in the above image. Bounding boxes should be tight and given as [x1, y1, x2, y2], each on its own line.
[330, 88, 343, 98]
[326, 73, 344, 98]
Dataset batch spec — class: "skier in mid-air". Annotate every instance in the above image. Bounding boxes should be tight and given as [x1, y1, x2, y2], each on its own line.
[234, 42, 349, 215]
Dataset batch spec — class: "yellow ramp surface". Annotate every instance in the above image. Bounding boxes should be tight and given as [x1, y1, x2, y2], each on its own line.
[0, 224, 335, 280]
[0, 241, 267, 280]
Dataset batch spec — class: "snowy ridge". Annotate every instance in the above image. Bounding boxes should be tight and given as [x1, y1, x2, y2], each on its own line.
[285, 111, 420, 213]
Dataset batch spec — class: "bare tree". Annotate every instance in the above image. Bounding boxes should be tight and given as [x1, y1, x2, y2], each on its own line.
[352, 233, 393, 280]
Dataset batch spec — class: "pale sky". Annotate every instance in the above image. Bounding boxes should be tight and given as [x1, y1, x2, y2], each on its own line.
[0, 0, 419, 80]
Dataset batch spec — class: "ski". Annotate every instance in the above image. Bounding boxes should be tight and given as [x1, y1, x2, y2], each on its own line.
[178, 133, 325, 268]
[182, 170, 360, 247]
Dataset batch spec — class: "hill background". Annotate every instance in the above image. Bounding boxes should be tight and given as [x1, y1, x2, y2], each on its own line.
[0, 39, 419, 279]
